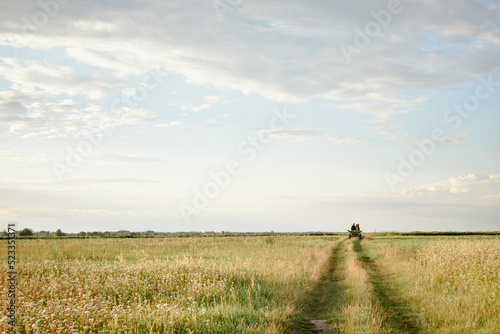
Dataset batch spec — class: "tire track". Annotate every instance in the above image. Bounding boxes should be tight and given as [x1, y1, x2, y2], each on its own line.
[353, 240, 421, 334]
[290, 239, 347, 333]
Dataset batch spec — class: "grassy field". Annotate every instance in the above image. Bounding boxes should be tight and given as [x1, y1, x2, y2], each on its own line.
[1, 234, 499, 333]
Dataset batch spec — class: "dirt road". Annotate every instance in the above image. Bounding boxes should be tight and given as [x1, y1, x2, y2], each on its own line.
[291, 238, 421, 333]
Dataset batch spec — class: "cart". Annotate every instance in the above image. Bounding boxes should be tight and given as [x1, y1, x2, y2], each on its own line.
[348, 230, 362, 239]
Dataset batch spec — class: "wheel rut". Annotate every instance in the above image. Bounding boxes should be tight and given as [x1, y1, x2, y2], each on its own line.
[353, 240, 422, 334]
[289, 238, 422, 333]
[289, 239, 347, 333]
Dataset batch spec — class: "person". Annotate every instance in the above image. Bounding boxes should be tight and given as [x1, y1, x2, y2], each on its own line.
[350, 223, 356, 231]
[355, 223, 360, 231]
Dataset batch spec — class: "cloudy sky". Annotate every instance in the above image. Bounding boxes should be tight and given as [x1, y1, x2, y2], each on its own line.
[1, 0, 499, 233]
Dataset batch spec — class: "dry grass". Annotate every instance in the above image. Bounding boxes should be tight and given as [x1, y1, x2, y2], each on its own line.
[3, 235, 496, 333]
[372, 236, 500, 333]
[0, 236, 336, 333]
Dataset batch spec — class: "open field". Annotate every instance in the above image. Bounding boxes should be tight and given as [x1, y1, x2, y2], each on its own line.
[2, 234, 499, 333]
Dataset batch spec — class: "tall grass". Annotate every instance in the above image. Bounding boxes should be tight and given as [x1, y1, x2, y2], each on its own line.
[3, 235, 496, 333]
[1, 236, 337, 333]
[371, 236, 500, 333]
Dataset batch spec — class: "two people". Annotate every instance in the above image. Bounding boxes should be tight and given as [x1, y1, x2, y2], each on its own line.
[350, 223, 360, 231]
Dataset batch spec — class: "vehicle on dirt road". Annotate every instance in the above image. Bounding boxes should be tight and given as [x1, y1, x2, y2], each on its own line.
[348, 229, 362, 239]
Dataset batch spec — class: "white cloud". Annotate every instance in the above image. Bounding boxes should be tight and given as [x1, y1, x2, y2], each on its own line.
[402, 173, 500, 196]
[405, 130, 472, 146]
[255, 128, 321, 142]
[55, 177, 160, 186]
[1, 96, 158, 138]
[0, 1, 497, 141]
[1, 1, 497, 105]
[481, 192, 500, 200]
[0, 101, 27, 121]
[338, 96, 429, 139]
[0, 58, 121, 99]
[169, 95, 221, 112]
[477, 30, 500, 47]
[323, 134, 367, 144]
[156, 121, 183, 128]
[254, 128, 367, 144]
[86, 153, 162, 163]
[155, 118, 221, 130]
[0, 151, 56, 163]
[0, 90, 47, 122]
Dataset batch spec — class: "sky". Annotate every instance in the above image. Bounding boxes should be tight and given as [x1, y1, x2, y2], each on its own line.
[0, 0, 499, 233]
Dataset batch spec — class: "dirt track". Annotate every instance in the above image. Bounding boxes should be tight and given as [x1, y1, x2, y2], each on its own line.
[291, 238, 421, 333]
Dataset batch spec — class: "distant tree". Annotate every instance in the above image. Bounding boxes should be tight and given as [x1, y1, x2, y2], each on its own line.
[19, 228, 34, 236]
[35, 230, 50, 236]
[1, 230, 8, 237]
[55, 229, 65, 237]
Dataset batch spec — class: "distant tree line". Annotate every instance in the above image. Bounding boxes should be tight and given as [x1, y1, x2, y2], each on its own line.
[1, 229, 346, 238]
[1, 228, 67, 237]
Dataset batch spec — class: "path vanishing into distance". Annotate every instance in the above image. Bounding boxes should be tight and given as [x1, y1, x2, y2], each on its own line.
[291, 238, 422, 333]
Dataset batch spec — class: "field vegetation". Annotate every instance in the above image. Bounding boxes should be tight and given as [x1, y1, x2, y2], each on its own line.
[368, 236, 500, 333]
[2, 236, 336, 333]
[1, 234, 499, 333]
